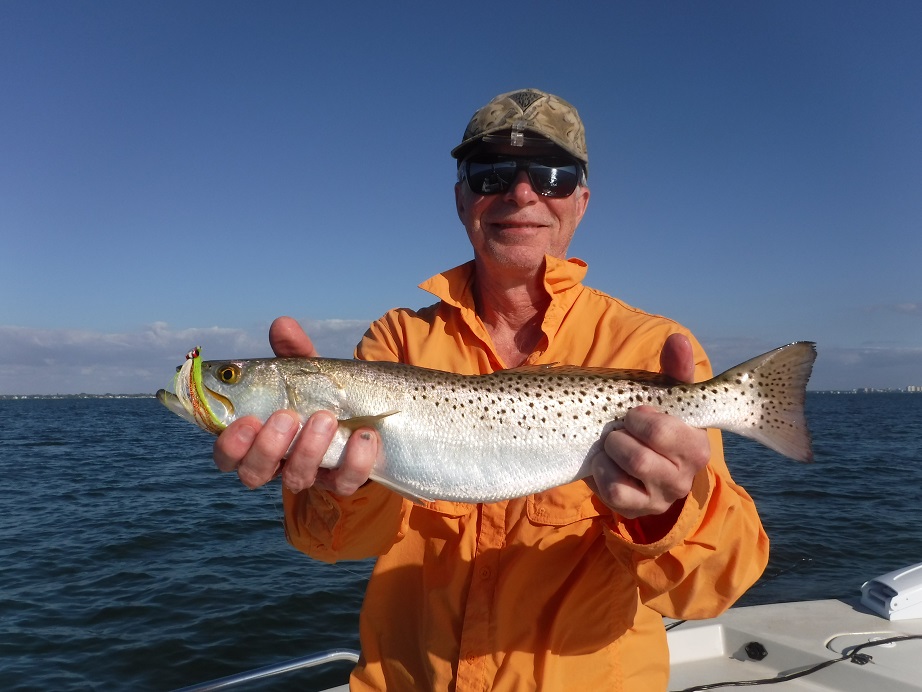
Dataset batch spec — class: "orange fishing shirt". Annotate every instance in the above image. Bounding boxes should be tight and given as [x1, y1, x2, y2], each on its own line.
[283, 256, 768, 691]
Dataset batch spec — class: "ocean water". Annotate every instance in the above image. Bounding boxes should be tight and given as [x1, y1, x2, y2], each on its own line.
[1, 394, 921, 690]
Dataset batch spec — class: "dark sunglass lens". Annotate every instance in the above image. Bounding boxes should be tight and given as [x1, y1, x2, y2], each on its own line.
[527, 163, 579, 198]
[465, 160, 518, 194]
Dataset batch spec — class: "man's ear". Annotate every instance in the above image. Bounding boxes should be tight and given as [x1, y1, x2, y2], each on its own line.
[454, 182, 465, 222]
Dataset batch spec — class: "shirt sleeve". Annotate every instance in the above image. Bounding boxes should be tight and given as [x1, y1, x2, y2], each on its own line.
[605, 430, 769, 619]
[281, 315, 412, 564]
[602, 340, 770, 619]
[282, 482, 407, 563]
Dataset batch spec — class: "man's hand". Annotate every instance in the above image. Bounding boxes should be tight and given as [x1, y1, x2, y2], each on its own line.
[212, 316, 379, 494]
[589, 333, 711, 520]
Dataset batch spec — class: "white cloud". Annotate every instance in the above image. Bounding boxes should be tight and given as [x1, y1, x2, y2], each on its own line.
[0, 319, 369, 394]
[702, 337, 922, 391]
[893, 303, 921, 316]
[866, 302, 922, 317]
[2, 322, 920, 394]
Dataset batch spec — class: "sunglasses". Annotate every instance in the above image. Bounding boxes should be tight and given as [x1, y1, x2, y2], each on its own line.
[459, 156, 583, 198]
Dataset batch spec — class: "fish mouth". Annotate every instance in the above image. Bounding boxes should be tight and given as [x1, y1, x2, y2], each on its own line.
[157, 348, 227, 434]
[156, 388, 197, 425]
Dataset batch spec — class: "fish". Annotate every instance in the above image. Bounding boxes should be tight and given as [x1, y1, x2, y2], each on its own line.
[157, 342, 817, 503]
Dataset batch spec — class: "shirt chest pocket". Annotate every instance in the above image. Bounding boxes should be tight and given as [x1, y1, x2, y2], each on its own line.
[526, 481, 612, 527]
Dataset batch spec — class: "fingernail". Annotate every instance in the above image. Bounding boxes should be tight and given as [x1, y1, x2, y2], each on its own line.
[235, 425, 256, 444]
[308, 413, 336, 435]
[270, 413, 296, 433]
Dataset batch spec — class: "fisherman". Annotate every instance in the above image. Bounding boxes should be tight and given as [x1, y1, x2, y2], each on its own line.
[213, 89, 768, 691]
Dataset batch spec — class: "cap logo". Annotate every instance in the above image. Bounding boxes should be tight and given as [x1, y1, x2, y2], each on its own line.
[508, 89, 544, 110]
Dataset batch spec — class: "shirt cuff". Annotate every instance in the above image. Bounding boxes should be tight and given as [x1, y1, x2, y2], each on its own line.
[606, 466, 714, 556]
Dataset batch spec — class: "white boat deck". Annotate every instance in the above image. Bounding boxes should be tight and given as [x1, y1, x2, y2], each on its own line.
[667, 596, 922, 691]
[181, 595, 922, 691]
[321, 597, 922, 691]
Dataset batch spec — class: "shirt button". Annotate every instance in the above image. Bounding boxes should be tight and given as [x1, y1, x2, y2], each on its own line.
[480, 567, 492, 579]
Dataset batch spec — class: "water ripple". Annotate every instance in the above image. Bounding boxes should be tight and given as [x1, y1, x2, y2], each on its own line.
[2, 394, 921, 689]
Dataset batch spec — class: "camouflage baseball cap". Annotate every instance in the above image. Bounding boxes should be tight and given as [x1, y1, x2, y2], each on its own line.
[451, 88, 588, 169]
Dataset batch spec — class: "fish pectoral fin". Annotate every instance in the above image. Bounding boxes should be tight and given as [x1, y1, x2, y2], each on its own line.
[368, 473, 433, 505]
[338, 409, 400, 431]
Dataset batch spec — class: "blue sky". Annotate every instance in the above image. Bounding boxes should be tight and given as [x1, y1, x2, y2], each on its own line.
[2, 1, 920, 394]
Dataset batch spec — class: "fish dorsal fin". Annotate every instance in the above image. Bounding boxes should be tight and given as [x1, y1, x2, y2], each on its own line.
[338, 410, 400, 431]
[502, 363, 559, 374]
[502, 364, 680, 386]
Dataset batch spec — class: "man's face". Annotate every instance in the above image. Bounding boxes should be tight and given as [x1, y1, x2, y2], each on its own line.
[455, 144, 590, 277]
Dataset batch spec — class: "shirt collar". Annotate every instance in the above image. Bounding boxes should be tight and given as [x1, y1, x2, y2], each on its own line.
[419, 255, 588, 310]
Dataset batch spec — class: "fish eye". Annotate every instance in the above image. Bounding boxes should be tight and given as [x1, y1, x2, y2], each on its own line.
[216, 364, 241, 384]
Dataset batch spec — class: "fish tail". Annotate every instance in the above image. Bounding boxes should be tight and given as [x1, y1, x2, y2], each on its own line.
[716, 341, 817, 462]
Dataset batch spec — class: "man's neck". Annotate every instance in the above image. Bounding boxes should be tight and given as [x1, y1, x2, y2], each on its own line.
[473, 262, 550, 368]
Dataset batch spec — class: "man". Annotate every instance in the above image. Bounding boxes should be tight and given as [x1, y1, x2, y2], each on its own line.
[214, 88, 768, 690]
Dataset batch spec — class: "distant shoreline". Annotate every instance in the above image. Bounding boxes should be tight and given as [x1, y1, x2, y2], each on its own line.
[0, 393, 155, 400]
[1, 391, 920, 400]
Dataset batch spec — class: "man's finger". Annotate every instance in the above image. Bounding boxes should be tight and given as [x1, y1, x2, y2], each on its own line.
[269, 316, 319, 358]
[660, 333, 695, 383]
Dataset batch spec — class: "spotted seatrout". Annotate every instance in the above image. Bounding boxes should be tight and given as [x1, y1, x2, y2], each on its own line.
[157, 342, 816, 503]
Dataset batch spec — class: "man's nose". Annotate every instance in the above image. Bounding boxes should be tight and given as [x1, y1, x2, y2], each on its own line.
[503, 170, 538, 204]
